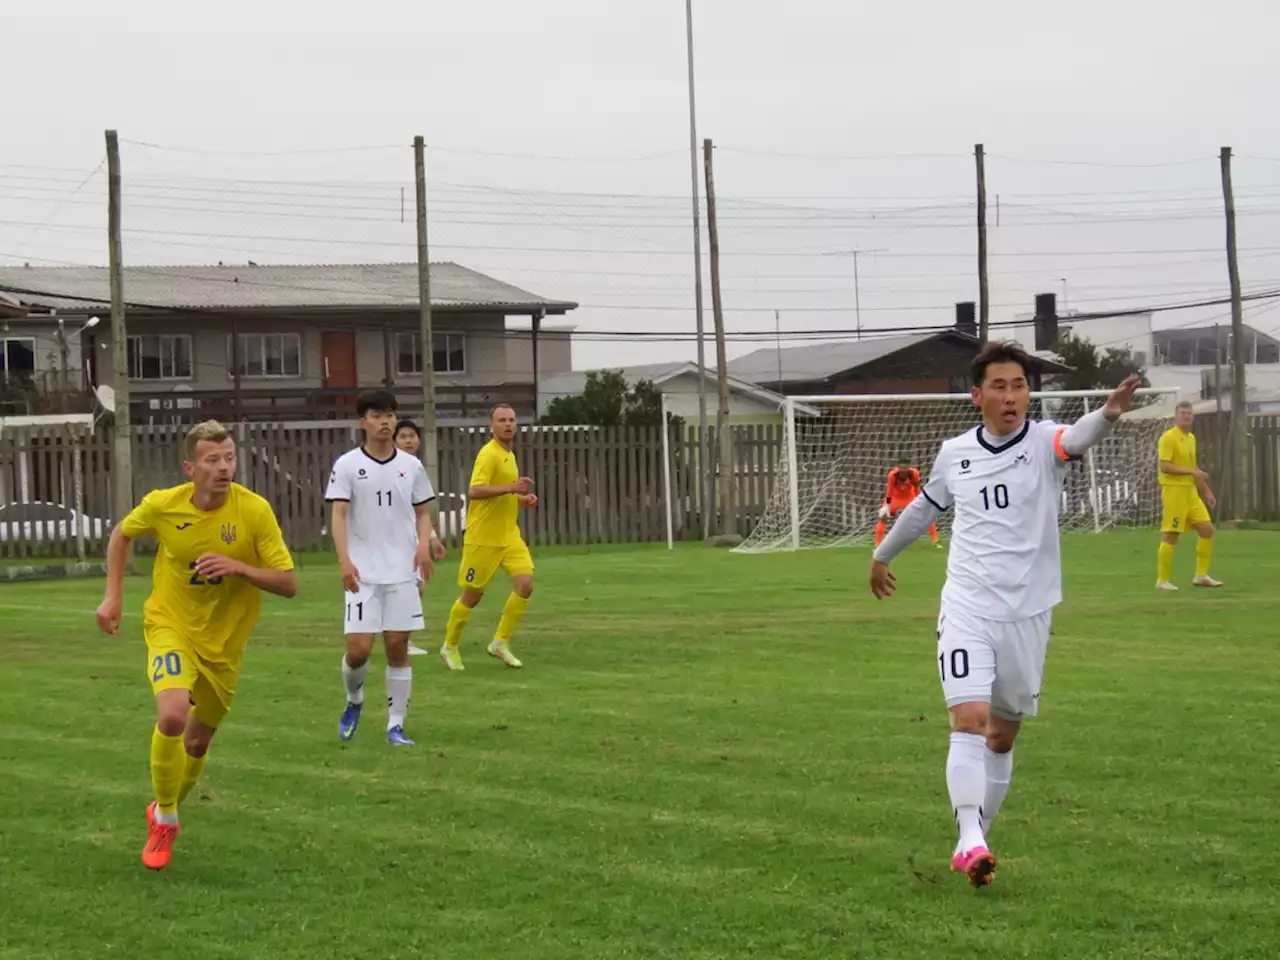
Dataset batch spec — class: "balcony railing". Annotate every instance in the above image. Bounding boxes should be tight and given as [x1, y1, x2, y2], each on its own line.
[125, 382, 537, 424]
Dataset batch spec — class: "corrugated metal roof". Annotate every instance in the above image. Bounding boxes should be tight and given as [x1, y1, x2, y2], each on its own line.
[727, 333, 935, 384]
[0, 262, 577, 314]
[728, 330, 1072, 384]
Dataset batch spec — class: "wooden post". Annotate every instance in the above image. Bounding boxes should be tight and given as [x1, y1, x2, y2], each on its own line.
[413, 135, 440, 497]
[703, 137, 734, 537]
[975, 143, 989, 343]
[531, 310, 543, 420]
[230, 316, 242, 420]
[1214, 322, 1226, 502]
[1221, 146, 1249, 518]
[106, 129, 133, 521]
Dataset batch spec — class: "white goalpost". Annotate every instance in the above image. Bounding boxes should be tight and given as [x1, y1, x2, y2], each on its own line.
[734, 388, 1181, 554]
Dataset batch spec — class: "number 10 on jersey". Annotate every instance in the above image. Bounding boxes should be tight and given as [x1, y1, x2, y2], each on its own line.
[980, 484, 1010, 510]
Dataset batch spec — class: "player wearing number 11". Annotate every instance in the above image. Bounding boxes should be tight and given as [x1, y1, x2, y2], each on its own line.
[869, 341, 1141, 889]
[325, 391, 439, 748]
[95, 420, 297, 871]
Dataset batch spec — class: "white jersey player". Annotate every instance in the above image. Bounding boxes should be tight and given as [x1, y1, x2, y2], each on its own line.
[869, 341, 1141, 889]
[325, 391, 439, 748]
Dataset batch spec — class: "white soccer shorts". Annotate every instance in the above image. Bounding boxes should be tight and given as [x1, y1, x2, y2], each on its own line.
[342, 580, 424, 635]
[935, 605, 1052, 721]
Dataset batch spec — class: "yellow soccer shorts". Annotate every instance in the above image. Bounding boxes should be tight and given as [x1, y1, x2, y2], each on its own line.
[144, 625, 241, 728]
[458, 539, 535, 591]
[1161, 487, 1211, 534]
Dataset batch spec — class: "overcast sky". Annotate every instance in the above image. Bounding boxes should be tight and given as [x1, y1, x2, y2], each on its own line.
[5, 0, 1280, 373]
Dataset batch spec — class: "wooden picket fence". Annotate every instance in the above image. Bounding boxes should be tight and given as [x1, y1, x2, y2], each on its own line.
[2, 415, 1276, 561]
[0, 422, 786, 559]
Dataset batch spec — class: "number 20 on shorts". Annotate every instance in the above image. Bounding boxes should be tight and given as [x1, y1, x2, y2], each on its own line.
[151, 651, 182, 682]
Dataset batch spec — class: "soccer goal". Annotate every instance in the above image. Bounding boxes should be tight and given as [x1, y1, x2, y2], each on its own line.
[733, 388, 1180, 553]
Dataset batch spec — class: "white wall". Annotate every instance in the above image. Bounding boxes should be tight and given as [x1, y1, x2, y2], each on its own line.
[658, 372, 784, 418]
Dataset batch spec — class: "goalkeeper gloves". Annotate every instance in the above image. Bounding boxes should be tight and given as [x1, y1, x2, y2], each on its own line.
[877, 503, 891, 520]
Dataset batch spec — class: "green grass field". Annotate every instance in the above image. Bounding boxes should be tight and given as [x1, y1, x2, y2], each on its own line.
[1, 531, 1278, 960]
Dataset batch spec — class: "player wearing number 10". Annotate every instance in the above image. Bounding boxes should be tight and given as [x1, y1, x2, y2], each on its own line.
[95, 420, 297, 871]
[869, 341, 1141, 889]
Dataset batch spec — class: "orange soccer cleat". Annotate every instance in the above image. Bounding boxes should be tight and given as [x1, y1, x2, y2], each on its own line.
[142, 802, 180, 870]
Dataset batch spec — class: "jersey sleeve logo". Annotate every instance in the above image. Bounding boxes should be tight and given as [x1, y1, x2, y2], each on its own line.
[221, 523, 237, 545]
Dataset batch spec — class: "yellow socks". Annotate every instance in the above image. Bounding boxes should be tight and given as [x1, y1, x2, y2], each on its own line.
[149, 727, 185, 814]
[495, 594, 529, 643]
[1195, 537, 1214, 577]
[444, 599, 472, 650]
[178, 752, 207, 807]
[1156, 541, 1176, 582]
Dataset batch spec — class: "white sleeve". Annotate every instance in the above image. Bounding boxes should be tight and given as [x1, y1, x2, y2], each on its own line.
[1055, 409, 1114, 461]
[412, 460, 435, 506]
[324, 457, 351, 502]
[919, 446, 954, 511]
[871, 495, 942, 564]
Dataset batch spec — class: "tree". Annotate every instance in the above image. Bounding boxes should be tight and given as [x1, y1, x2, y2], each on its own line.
[1050, 332, 1150, 392]
[540, 370, 682, 428]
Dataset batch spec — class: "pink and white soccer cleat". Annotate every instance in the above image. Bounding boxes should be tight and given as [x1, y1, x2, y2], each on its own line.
[951, 846, 997, 888]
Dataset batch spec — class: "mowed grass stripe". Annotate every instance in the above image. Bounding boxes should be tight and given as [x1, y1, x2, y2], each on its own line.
[0, 530, 1277, 959]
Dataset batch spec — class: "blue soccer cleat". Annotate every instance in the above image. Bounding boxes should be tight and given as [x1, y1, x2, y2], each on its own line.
[387, 725, 415, 747]
[339, 701, 362, 741]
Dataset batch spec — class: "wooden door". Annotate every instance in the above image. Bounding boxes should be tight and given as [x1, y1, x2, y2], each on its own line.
[321, 331, 357, 418]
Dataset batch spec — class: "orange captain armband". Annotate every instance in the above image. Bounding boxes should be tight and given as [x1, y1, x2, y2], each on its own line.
[1053, 427, 1080, 462]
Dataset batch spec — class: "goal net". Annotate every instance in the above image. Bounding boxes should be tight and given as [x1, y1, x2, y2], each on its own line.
[734, 389, 1180, 553]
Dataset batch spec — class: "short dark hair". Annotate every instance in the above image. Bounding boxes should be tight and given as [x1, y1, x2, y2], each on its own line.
[970, 340, 1035, 387]
[357, 390, 398, 418]
[394, 419, 420, 437]
[1175, 400, 1194, 412]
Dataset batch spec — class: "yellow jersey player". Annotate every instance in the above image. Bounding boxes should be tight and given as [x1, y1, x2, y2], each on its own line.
[440, 403, 537, 670]
[1155, 400, 1222, 589]
[95, 420, 297, 871]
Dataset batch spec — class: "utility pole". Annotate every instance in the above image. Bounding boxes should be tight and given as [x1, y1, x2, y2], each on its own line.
[684, 0, 711, 538]
[106, 129, 132, 527]
[704, 138, 733, 537]
[1220, 146, 1248, 519]
[413, 135, 439, 502]
[976, 143, 990, 342]
[853, 250, 863, 339]
[55, 314, 69, 412]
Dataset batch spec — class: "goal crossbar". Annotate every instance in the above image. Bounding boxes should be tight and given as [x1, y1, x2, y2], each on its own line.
[737, 387, 1180, 554]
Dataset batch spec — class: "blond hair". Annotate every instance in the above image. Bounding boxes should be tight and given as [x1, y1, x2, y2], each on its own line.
[184, 420, 232, 461]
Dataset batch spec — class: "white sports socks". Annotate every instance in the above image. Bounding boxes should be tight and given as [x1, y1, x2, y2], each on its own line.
[982, 746, 1014, 836]
[342, 656, 368, 706]
[947, 731, 988, 853]
[386, 666, 412, 731]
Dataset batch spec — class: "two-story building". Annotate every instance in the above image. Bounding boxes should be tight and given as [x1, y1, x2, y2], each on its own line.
[0, 261, 577, 424]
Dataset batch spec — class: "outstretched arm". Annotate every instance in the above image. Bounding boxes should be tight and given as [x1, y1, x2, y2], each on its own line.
[873, 495, 943, 564]
[1058, 374, 1142, 459]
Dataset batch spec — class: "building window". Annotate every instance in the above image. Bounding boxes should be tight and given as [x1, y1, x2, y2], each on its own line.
[0, 337, 36, 382]
[128, 334, 192, 381]
[396, 332, 465, 375]
[232, 333, 302, 378]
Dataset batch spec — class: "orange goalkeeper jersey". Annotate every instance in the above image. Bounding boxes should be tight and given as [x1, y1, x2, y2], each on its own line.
[884, 467, 921, 505]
